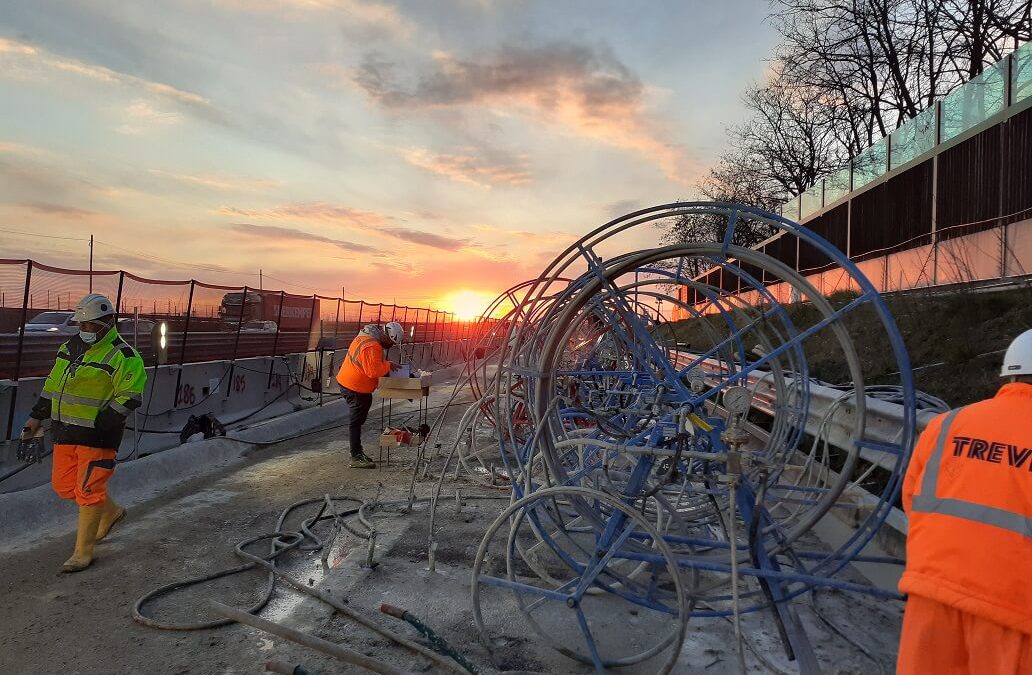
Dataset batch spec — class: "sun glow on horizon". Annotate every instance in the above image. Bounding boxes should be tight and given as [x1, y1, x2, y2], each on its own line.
[440, 288, 498, 321]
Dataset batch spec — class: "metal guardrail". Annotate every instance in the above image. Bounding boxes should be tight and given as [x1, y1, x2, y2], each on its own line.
[689, 355, 939, 542]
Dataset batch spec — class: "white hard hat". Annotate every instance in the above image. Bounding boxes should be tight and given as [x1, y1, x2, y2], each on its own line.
[384, 321, 403, 345]
[1001, 329, 1032, 377]
[73, 293, 115, 322]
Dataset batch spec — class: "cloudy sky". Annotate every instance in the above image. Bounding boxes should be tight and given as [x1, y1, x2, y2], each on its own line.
[0, 0, 776, 312]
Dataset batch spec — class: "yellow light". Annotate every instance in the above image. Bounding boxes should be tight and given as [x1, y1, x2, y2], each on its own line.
[441, 289, 496, 321]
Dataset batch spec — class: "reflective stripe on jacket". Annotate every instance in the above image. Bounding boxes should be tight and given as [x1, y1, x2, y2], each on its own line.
[336, 334, 390, 394]
[32, 326, 147, 448]
[900, 382, 1032, 634]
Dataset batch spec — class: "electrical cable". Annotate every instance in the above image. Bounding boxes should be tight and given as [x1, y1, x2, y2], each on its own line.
[133, 496, 360, 630]
[132, 492, 508, 673]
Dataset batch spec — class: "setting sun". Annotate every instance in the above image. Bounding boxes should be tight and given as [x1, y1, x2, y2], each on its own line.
[440, 289, 498, 321]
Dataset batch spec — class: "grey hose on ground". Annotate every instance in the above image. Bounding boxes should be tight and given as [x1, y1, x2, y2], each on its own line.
[211, 601, 404, 675]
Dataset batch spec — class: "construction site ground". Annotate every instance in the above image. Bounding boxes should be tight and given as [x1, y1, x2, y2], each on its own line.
[0, 383, 904, 675]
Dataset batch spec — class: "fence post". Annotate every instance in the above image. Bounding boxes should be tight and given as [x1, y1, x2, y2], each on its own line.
[267, 291, 286, 389]
[173, 280, 196, 406]
[376, 303, 383, 323]
[448, 312, 456, 363]
[5, 261, 33, 440]
[430, 310, 441, 363]
[419, 309, 429, 363]
[114, 271, 125, 319]
[333, 298, 341, 344]
[226, 286, 249, 401]
[306, 294, 319, 394]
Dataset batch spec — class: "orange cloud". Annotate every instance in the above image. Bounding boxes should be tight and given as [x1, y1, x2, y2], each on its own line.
[402, 147, 532, 187]
[353, 43, 693, 184]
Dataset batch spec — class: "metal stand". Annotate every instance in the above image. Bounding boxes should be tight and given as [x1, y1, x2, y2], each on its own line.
[376, 384, 430, 469]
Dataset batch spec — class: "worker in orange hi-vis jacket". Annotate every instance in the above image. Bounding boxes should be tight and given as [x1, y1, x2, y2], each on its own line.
[335, 322, 403, 468]
[897, 328, 1032, 674]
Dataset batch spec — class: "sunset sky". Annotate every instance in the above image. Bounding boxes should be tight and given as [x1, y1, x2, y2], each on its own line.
[0, 0, 776, 314]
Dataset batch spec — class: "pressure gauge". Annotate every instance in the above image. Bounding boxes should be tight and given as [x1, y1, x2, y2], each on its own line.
[722, 386, 753, 416]
[686, 371, 706, 394]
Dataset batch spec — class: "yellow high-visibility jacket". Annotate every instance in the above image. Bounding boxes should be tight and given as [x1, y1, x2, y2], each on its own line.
[31, 326, 147, 449]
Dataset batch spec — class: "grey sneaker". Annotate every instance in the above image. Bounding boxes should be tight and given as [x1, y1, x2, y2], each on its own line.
[350, 453, 376, 469]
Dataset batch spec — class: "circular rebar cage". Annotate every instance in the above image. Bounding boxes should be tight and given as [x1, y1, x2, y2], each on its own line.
[468, 203, 917, 673]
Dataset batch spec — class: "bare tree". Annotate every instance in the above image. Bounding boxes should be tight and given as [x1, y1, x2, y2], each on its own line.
[663, 0, 1029, 260]
[775, 0, 1029, 136]
[663, 73, 845, 255]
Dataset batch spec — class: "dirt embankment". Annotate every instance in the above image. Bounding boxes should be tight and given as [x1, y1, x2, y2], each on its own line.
[669, 284, 1032, 407]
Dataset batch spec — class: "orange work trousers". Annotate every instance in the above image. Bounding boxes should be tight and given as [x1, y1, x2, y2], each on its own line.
[52, 444, 117, 507]
[898, 594, 1032, 675]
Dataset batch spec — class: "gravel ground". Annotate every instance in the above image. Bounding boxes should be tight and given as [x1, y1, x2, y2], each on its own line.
[0, 385, 904, 675]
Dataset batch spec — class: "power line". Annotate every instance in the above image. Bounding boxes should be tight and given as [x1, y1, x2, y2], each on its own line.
[0, 226, 89, 242]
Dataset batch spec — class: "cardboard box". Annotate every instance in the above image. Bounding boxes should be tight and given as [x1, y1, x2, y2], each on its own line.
[379, 374, 431, 390]
[376, 373, 431, 399]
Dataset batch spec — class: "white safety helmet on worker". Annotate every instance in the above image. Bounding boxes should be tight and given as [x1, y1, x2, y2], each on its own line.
[1000, 328, 1032, 377]
[384, 321, 404, 346]
[73, 293, 116, 323]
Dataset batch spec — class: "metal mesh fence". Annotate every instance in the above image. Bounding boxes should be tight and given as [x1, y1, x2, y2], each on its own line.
[0, 261, 493, 382]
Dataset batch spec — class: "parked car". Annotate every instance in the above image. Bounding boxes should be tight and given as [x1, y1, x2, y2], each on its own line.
[240, 320, 278, 333]
[20, 311, 78, 336]
[116, 317, 156, 345]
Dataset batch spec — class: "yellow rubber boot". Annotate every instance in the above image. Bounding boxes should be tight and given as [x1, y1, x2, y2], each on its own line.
[96, 496, 126, 542]
[61, 505, 103, 573]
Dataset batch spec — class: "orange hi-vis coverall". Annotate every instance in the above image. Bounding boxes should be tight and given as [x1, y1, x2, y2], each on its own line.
[897, 382, 1032, 675]
[336, 333, 390, 394]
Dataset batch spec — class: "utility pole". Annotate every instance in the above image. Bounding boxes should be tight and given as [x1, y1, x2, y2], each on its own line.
[89, 234, 94, 292]
[259, 269, 263, 291]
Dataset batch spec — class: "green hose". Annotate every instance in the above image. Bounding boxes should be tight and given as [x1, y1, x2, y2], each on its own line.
[380, 604, 480, 675]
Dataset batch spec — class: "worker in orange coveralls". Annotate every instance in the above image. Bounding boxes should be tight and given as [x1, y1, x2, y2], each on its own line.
[336, 322, 403, 468]
[897, 328, 1032, 674]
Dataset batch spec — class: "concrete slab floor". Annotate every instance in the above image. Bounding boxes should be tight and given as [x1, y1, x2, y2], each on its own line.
[0, 383, 904, 675]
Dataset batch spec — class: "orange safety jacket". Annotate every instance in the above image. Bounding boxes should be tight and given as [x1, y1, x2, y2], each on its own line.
[900, 382, 1032, 635]
[336, 334, 390, 394]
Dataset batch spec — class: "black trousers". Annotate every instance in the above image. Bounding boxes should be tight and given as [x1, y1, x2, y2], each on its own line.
[340, 386, 373, 457]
